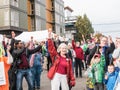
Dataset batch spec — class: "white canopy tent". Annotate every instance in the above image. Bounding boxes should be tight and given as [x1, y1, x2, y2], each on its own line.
[15, 30, 69, 42]
[0, 30, 69, 44]
[15, 30, 49, 42]
[0, 34, 3, 43]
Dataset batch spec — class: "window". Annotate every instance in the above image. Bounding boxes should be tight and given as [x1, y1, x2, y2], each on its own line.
[4, 0, 9, 5]
[56, 25, 60, 34]
[55, 2, 59, 11]
[4, 10, 10, 26]
[11, 10, 19, 27]
[35, 3, 40, 16]
[60, 16, 63, 23]
[36, 18, 41, 31]
[11, 0, 19, 7]
[60, 6, 62, 12]
[55, 14, 60, 23]
[60, 27, 62, 33]
[31, 18, 35, 31]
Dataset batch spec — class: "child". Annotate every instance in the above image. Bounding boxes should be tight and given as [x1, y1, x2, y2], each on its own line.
[91, 53, 105, 90]
[85, 66, 94, 90]
[104, 65, 119, 90]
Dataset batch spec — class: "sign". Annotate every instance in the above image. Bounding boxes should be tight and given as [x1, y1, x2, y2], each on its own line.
[0, 62, 6, 85]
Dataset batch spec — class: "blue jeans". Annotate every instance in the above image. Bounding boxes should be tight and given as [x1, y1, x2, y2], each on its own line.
[94, 83, 104, 90]
[87, 87, 94, 90]
[31, 65, 42, 88]
[16, 69, 33, 90]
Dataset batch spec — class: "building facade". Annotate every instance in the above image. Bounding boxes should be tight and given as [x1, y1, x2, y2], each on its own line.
[46, 0, 65, 35]
[0, 0, 28, 36]
[64, 6, 77, 39]
[46, 0, 53, 30]
[0, 0, 65, 36]
[27, 0, 46, 31]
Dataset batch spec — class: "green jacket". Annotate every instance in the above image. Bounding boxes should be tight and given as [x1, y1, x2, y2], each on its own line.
[42, 45, 47, 56]
[83, 44, 88, 52]
[91, 54, 105, 83]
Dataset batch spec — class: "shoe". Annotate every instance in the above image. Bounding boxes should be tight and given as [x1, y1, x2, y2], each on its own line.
[36, 86, 40, 89]
[33, 87, 36, 90]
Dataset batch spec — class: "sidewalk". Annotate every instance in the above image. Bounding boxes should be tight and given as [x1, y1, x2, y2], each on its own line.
[23, 70, 87, 90]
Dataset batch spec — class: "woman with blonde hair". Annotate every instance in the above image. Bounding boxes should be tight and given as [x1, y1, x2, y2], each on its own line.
[47, 32, 75, 90]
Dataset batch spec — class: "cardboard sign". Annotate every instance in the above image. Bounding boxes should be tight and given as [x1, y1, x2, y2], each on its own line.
[0, 62, 6, 85]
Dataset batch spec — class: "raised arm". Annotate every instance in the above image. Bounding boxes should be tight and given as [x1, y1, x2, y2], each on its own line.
[108, 35, 115, 53]
[12, 47, 25, 57]
[6, 45, 13, 64]
[87, 46, 97, 65]
[72, 36, 76, 50]
[82, 34, 86, 43]
[48, 32, 58, 63]
[28, 45, 42, 55]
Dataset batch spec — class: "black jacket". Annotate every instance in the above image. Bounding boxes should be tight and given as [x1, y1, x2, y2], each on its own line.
[9, 45, 41, 90]
[12, 45, 41, 59]
[87, 43, 115, 67]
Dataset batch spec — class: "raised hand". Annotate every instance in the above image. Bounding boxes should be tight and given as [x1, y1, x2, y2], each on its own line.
[7, 45, 11, 52]
[48, 28, 52, 32]
[108, 35, 113, 43]
[48, 32, 52, 39]
[72, 35, 74, 40]
[104, 74, 108, 80]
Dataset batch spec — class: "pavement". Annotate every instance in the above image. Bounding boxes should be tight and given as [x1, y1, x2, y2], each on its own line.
[23, 70, 87, 90]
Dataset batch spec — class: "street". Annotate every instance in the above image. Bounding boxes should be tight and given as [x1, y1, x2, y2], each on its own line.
[23, 70, 87, 90]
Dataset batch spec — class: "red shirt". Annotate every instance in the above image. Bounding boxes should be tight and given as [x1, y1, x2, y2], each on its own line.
[72, 40, 84, 60]
[56, 56, 67, 75]
[18, 52, 29, 68]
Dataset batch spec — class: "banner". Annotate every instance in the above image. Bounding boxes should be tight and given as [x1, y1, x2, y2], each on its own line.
[0, 62, 6, 85]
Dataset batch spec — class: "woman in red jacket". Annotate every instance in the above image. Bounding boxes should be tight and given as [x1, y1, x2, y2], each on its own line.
[47, 32, 75, 90]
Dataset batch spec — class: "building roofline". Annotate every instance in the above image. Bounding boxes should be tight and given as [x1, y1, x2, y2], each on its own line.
[64, 6, 73, 12]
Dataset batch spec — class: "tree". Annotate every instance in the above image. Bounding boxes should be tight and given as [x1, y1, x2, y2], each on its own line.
[75, 14, 94, 41]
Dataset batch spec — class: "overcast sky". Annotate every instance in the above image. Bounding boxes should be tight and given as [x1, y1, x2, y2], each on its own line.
[63, 0, 120, 24]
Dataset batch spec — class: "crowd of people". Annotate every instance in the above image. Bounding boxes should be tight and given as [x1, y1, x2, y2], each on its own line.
[0, 30, 120, 90]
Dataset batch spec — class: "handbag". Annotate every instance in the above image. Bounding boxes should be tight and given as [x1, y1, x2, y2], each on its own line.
[47, 63, 58, 80]
[47, 59, 60, 80]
